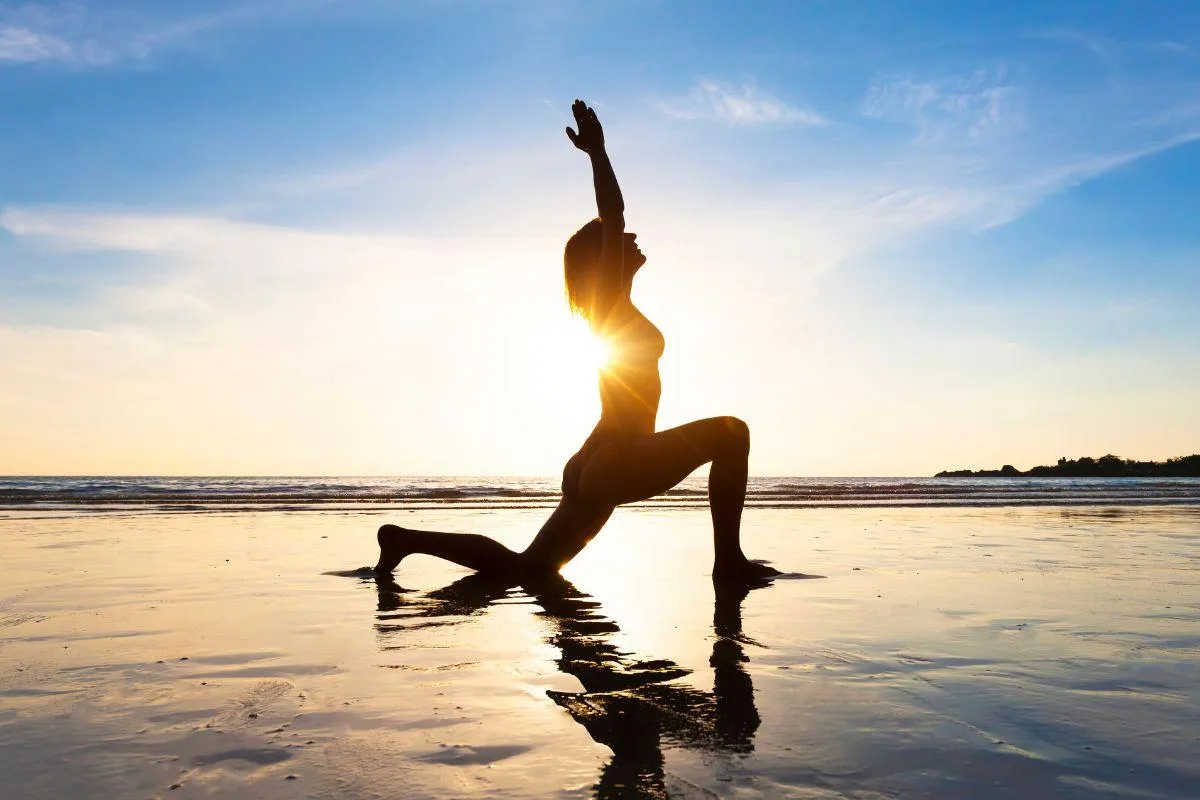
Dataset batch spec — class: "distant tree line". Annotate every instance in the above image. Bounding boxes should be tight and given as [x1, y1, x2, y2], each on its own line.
[935, 454, 1200, 478]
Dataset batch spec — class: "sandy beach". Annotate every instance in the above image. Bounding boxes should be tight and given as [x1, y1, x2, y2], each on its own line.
[2, 503, 1198, 799]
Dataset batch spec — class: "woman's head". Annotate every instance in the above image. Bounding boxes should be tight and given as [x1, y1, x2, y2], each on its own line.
[564, 219, 646, 318]
[564, 219, 603, 317]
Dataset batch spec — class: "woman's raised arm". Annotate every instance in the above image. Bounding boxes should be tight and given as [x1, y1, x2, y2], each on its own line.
[566, 99, 626, 324]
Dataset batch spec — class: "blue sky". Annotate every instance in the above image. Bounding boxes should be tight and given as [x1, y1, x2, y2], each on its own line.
[1, 0, 1197, 475]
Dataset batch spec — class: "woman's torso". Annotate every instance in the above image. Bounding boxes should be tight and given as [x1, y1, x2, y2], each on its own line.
[592, 301, 664, 441]
[557, 301, 663, 509]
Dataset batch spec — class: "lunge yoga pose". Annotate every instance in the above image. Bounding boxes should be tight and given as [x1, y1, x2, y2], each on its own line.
[375, 100, 780, 583]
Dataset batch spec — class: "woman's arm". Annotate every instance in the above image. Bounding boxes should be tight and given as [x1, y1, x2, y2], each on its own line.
[566, 100, 626, 325]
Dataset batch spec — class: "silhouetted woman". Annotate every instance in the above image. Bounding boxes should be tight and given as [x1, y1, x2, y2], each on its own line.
[376, 100, 779, 583]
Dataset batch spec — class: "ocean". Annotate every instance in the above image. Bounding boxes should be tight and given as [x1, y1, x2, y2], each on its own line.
[2, 474, 1199, 511]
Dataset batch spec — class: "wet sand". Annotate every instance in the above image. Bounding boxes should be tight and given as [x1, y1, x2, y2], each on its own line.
[1, 505, 1198, 798]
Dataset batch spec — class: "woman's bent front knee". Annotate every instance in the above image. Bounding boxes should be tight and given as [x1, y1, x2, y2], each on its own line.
[716, 416, 750, 457]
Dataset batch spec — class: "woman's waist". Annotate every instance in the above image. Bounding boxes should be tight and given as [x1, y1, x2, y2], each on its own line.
[599, 374, 660, 409]
[587, 413, 655, 443]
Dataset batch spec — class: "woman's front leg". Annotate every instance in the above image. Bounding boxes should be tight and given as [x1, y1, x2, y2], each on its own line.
[576, 417, 779, 580]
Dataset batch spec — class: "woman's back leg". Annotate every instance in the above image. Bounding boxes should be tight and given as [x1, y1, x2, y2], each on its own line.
[521, 499, 614, 570]
[375, 525, 523, 575]
[376, 498, 614, 576]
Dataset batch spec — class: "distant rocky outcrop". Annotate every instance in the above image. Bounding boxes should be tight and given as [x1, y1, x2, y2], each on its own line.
[935, 454, 1200, 478]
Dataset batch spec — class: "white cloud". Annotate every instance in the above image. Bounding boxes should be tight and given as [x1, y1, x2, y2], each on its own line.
[0, 24, 71, 62]
[863, 67, 1023, 142]
[0, 206, 548, 319]
[0, 1, 291, 66]
[658, 79, 827, 126]
[1024, 28, 1114, 58]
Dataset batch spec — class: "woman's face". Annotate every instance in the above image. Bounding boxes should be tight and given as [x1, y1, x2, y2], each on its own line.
[624, 232, 647, 272]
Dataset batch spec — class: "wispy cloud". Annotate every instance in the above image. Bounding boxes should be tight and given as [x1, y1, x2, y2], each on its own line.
[0, 2, 286, 66]
[1020, 130, 1200, 200]
[1024, 28, 1196, 67]
[863, 67, 1023, 142]
[0, 206, 539, 300]
[1024, 28, 1115, 58]
[0, 23, 71, 62]
[658, 78, 827, 126]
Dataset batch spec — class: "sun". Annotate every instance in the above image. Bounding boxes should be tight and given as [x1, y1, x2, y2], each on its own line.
[551, 317, 613, 371]
[586, 332, 614, 371]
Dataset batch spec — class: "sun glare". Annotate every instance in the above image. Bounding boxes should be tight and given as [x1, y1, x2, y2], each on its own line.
[588, 333, 614, 371]
[550, 318, 612, 371]
[505, 315, 611, 453]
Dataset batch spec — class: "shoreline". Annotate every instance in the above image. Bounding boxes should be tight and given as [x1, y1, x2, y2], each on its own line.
[3, 475, 1199, 514]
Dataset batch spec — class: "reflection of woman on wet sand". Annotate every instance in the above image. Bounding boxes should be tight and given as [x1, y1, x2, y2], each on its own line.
[375, 99, 780, 583]
[373, 575, 762, 797]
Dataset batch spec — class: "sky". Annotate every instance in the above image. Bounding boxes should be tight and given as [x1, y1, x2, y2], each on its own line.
[1, 0, 1198, 476]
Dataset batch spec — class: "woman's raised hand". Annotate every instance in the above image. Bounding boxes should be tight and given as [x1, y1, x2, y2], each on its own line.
[565, 99, 605, 155]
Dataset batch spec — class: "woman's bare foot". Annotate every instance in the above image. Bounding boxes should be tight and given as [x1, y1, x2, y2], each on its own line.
[375, 524, 411, 574]
[712, 557, 783, 585]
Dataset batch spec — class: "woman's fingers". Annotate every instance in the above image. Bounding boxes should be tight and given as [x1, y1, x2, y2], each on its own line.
[572, 99, 599, 129]
[567, 99, 602, 150]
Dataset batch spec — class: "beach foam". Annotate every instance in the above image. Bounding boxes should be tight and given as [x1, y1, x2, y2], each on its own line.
[3, 475, 1199, 511]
